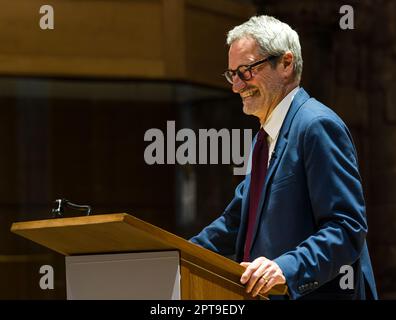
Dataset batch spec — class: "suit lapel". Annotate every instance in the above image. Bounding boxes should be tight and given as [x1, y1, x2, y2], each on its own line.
[248, 88, 311, 254]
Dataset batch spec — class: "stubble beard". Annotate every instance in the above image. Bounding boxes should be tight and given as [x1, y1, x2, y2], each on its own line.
[242, 92, 264, 119]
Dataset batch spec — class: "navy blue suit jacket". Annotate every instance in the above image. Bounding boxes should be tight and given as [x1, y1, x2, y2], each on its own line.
[191, 88, 378, 299]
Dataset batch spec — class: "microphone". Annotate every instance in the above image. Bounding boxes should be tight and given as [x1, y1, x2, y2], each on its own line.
[51, 199, 92, 218]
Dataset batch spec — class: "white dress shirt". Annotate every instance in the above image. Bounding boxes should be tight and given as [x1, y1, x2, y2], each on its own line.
[263, 86, 299, 166]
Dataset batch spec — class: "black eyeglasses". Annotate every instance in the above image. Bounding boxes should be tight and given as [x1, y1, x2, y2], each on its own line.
[222, 56, 277, 84]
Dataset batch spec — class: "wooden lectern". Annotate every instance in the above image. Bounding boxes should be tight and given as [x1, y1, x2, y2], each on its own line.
[11, 213, 287, 300]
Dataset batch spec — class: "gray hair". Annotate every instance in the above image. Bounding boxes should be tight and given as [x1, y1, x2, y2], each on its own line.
[227, 15, 303, 81]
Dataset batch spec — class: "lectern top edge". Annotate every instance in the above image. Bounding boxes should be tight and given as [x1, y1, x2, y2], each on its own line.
[11, 212, 127, 232]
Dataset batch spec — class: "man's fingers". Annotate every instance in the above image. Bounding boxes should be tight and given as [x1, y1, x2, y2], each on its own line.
[245, 263, 270, 292]
[259, 277, 277, 295]
[240, 257, 267, 284]
[251, 273, 271, 297]
[259, 271, 286, 296]
[240, 266, 254, 284]
[240, 257, 286, 298]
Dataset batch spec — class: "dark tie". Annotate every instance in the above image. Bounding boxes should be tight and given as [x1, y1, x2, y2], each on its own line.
[243, 128, 269, 262]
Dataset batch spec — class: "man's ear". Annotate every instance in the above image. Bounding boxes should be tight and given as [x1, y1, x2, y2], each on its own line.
[282, 51, 294, 77]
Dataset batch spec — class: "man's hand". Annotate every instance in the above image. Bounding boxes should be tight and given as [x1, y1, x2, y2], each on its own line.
[240, 256, 286, 297]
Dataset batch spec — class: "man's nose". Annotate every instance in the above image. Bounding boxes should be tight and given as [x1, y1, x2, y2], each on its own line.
[232, 75, 247, 93]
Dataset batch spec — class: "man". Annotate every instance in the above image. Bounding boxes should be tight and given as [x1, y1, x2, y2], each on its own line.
[190, 15, 378, 300]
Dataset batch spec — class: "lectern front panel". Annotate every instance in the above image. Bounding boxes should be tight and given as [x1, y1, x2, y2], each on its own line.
[66, 251, 180, 300]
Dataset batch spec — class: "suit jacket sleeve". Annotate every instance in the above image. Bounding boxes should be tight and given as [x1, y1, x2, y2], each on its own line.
[189, 179, 244, 257]
[274, 115, 368, 299]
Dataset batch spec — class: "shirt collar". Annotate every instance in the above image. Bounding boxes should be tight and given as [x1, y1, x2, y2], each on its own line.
[263, 86, 299, 140]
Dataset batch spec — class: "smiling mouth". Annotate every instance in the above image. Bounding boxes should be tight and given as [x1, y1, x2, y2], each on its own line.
[240, 88, 259, 99]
